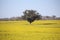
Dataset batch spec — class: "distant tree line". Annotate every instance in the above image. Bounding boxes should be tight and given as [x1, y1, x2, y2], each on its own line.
[0, 10, 60, 21]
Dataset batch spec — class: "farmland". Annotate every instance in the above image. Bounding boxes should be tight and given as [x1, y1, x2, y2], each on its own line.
[0, 20, 60, 40]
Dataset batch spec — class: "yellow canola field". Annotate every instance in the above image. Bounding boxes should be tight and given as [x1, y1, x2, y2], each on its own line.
[0, 20, 60, 40]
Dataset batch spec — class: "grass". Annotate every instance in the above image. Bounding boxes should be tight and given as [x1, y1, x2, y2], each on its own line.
[0, 20, 60, 40]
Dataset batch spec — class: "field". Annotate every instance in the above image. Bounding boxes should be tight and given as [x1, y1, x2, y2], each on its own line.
[0, 20, 60, 40]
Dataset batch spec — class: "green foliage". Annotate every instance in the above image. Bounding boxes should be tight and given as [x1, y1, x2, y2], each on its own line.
[22, 10, 42, 24]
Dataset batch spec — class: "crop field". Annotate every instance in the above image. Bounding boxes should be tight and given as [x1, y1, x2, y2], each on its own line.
[0, 20, 60, 40]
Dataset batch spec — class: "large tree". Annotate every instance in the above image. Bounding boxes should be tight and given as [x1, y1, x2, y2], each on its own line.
[22, 10, 42, 24]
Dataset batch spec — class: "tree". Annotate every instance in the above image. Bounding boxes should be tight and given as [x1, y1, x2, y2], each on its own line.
[52, 15, 56, 19]
[22, 10, 42, 24]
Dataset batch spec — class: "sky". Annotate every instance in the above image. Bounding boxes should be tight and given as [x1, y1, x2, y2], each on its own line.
[0, 0, 60, 18]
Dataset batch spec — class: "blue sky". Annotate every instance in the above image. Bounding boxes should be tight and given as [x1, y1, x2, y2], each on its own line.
[0, 0, 60, 18]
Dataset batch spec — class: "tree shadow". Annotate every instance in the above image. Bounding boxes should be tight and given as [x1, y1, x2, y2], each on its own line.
[42, 23, 57, 25]
[24, 23, 57, 25]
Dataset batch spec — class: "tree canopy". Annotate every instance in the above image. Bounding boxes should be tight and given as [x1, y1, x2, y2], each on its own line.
[22, 10, 42, 24]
